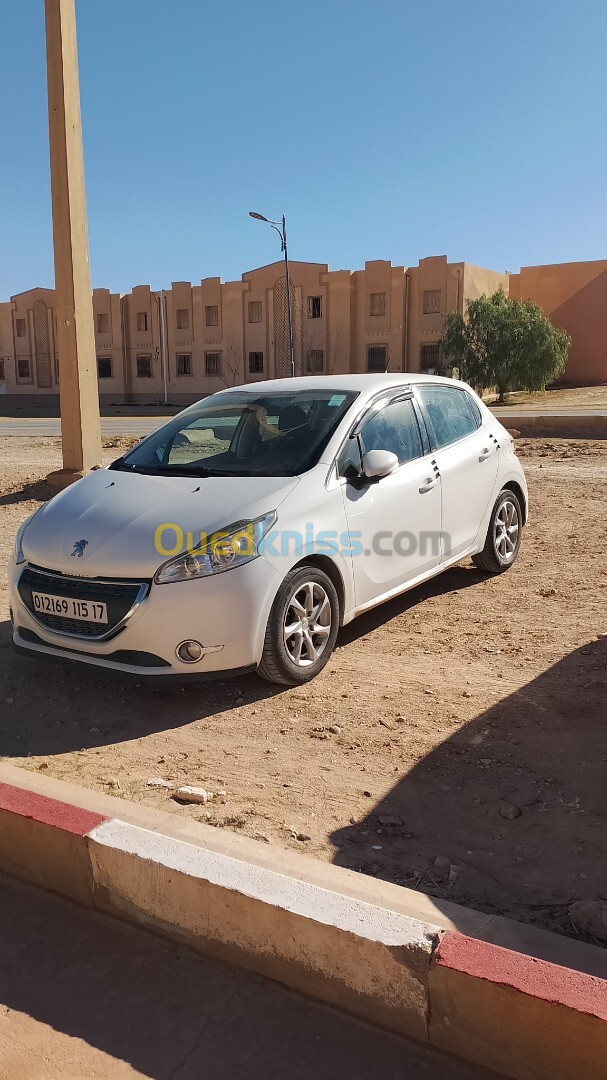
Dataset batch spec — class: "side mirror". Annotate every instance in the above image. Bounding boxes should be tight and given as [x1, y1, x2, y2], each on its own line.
[362, 449, 398, 479]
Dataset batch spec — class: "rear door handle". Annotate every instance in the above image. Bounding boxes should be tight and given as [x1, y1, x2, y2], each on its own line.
[419, 478, 438, 493]
[479, 447, 493, 462]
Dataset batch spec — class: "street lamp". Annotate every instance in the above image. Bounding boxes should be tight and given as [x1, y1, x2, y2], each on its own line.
[249, 211, 295, 378]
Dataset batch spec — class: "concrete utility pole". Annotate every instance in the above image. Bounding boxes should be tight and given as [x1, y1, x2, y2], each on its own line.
[45, 0, 101, 487]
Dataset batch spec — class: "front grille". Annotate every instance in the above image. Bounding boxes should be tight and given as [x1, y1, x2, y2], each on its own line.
[18, 566, 148, 640]
[18, 626, 169, 668]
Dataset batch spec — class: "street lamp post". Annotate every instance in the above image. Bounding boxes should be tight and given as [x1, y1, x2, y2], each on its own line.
[249, 211, 294, 378]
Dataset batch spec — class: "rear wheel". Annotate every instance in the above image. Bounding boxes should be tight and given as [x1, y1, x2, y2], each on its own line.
[472, 489, 522, 574]
[258, 565, 340, 686]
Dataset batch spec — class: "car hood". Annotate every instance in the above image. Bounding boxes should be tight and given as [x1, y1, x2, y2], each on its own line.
[21, 468, 299, 578]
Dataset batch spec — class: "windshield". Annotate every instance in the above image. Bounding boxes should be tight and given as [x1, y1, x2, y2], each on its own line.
[111, 389, 358, 478]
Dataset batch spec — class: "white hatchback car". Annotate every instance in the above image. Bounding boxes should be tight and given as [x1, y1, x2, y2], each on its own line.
[10, 374, 527, 686]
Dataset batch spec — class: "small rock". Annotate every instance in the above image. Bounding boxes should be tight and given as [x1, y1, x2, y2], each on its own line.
[363, 790, 372, 798]
[147, 777, 173, 789]
[479, 758, 493, 766]
[37, 763, 49, 771]
[89, 726, 100, 733]
[216, 789, 227, 798]
[424, 689, 435, 696]
[329, 724, 342, 735]
[462, 690, 472, 698]
[292, 830, 311, 842]
[379, 718, 393, 729]
[173, 786, 213, 805]
[6, 698, 14, 705]
[104, 777, 121, 789]
[434, 855, 452, 870]
[569, 900, 607, 942]
[378, 814, 404, 827]
[499, 801, 522, 820]
[253, 832, 271, 843]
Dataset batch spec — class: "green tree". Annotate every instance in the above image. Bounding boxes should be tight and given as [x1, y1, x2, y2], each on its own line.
[441, 290, 570, 402]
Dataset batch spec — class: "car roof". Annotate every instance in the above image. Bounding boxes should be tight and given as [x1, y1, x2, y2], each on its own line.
[212, 372, 466, 401]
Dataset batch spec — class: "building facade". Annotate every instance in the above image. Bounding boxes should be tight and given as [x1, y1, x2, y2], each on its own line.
[0, 255, 603, 403]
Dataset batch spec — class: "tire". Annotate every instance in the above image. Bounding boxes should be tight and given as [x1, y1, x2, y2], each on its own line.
[258, 564, 340, 686]
[472, 488, 523, 574]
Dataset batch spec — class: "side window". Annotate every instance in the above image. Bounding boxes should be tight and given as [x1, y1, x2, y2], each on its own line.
[360, 398, 423, 465]
[418, 386, 481, 448]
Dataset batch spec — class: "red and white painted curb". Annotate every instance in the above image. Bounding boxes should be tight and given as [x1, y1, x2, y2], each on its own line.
[1, 765, 606, 1080]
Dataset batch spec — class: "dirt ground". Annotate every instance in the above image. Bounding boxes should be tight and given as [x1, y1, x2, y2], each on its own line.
[488, 384, 607, 408]
[1, 435, 606, 945]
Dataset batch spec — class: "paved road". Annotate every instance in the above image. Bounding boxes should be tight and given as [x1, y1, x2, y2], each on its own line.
[0, 407, 606, 438]
[0, 418, 166, 437]
[0, 874, 496, 1080]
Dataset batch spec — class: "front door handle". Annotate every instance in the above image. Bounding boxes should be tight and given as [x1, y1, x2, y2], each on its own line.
[479, 447, 493, 462]
[419, 478, 438, 493]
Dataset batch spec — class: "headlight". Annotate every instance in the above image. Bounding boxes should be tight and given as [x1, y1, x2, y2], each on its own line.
[14, 507, 43, 565]
[154, 511, 277, 584]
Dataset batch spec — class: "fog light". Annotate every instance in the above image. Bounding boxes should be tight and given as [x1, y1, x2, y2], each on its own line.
[176, 640, 204, 664]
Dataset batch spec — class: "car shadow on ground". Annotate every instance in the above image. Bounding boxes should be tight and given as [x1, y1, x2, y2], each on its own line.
[330, 636, 607, 944]
[335, 563, 487, 649]
[0, 564, 488, 759]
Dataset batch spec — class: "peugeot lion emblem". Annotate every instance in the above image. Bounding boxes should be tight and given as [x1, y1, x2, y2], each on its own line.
[71, 539, 88, 558]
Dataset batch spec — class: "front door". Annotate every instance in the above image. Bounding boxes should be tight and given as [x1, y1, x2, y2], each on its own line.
[340, 395, 442, 608]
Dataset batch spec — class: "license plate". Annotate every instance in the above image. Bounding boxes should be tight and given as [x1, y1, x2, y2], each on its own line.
[31, 591, 108, 624]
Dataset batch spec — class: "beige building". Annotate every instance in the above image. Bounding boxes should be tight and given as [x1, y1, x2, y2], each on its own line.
[2, 253, 605, 403]
[0, 256, 506, 404]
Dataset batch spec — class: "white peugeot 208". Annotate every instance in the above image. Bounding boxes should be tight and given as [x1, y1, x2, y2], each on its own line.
[10, 374, 527, 686]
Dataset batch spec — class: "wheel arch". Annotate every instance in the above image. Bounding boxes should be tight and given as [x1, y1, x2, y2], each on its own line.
[501, 480, 527, 524]
[290, 554, 346, 624]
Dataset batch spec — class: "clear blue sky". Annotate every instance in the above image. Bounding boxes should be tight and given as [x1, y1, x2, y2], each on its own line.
[1, 0, 606, 299]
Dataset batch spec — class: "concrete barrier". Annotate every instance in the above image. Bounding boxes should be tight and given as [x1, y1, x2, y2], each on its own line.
[490, 411, 607, 438]
[0, 761, 605, 1079]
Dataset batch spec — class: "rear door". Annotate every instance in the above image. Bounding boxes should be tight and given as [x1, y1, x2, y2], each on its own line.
[416, 384, 499, 561]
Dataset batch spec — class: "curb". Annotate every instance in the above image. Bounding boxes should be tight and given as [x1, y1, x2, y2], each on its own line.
[490, 411, 607, 438]
[1, 762, 606, 1079]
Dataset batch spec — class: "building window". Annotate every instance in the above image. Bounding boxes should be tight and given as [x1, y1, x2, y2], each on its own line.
[205, 305, 219, 327]
[370, 292, 386, 317]
[307, 295, 322, 319]
[176, 308, 190, 330]
[16, 318, 26, 338]
[248, 351, 264, 373]
[17, 357, 31, 380]
[419, 343, 441, 370]
[97, 313, 109, 333]
[205, 351, 222, 376]
[306, 349, 324, 373]
[97, 356, 112, 379]
[423, 289, 441, 315]
[136, 354, 152, 378]
[176, 353, 192, 376]
[366, 345, 387, 372]
[248, 301, 263, 324]
[136, 312, 148, 333]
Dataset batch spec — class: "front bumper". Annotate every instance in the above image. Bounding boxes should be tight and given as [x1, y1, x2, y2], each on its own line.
[10, 557, 281, 678]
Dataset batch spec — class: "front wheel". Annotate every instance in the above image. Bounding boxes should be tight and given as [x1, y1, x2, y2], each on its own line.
[472, 489, 523, 574]
[258, 565, 340, 686]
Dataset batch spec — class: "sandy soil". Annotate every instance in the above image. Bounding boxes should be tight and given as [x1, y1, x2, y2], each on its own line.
[1, 435, 606, 944]
[488, 385, 607, 408]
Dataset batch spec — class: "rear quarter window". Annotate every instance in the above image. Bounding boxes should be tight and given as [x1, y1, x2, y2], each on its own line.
[418, 386, 481, 449]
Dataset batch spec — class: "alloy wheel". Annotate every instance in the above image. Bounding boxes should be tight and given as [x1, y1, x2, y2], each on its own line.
[283, 581, 332, 667]
[493, 498, 520, 562]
